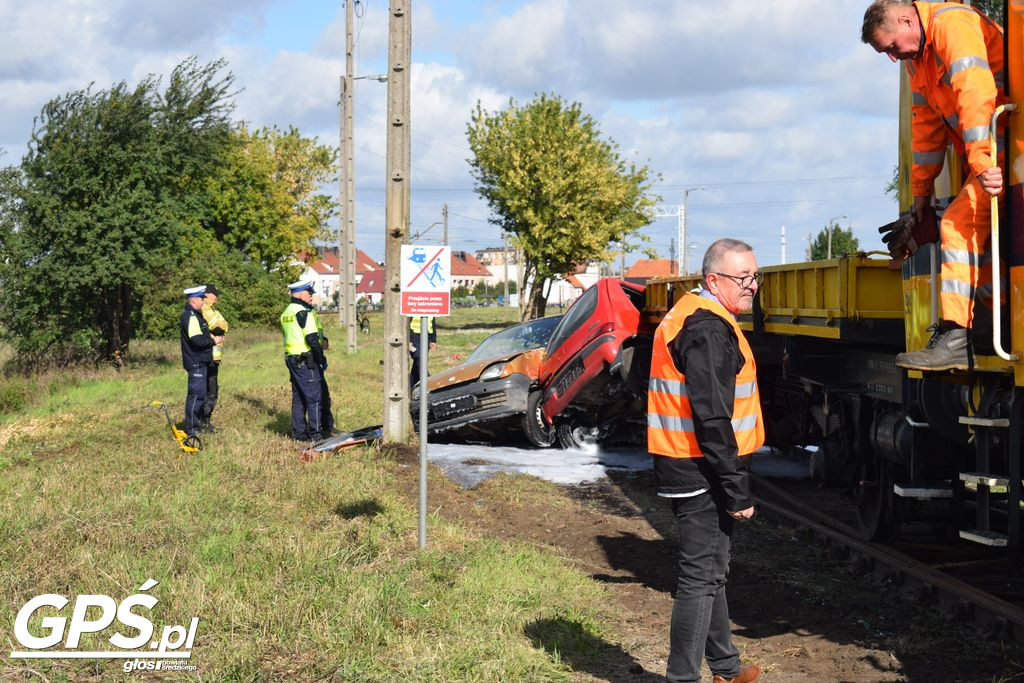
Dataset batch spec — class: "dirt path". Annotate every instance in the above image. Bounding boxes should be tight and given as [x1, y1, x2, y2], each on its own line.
[388, 447, 1024, 682]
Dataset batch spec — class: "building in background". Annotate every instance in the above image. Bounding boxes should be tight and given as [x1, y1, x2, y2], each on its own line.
[302, 247, 381, 309]
[623, 258, 678, 286]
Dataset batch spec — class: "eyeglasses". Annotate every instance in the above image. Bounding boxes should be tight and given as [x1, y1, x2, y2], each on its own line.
[713, 272, 763, 289]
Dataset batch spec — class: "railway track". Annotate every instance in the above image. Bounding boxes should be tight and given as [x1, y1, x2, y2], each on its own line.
[751, 473, 1024, 643]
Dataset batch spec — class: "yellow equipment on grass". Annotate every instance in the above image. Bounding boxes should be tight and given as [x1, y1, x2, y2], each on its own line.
[151, 400, 202, 454]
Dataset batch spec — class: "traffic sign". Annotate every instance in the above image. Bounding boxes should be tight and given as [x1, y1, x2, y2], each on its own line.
[400, 245, 451, 316]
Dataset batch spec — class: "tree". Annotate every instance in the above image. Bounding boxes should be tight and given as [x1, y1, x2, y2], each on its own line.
[808, 221, 860, 261]
[203, 126, 336, 270]
[973, 0, 1004, 24]
[0, 58, 235, 366]
[467, 94, 658, 320]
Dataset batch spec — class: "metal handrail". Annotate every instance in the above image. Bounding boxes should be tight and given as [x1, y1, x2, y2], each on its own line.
[990, 103, 1019, 362]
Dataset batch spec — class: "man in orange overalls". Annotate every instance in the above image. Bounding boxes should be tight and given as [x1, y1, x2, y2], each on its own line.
[863, 0, 1006, 370]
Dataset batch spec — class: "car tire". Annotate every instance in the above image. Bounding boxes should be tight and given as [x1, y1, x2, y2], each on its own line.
[556, 420, 601, 450]
[522, 390, 555, 448]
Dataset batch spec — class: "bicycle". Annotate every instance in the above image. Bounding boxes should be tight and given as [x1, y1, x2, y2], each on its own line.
[357, 311, 370, 335]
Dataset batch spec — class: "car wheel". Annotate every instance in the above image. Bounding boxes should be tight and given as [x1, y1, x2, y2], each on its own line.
[556, 420, 601, 450]
[522, 390, 555, 448]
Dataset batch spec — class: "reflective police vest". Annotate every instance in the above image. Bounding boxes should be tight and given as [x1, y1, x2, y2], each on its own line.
[280, 302, 322, 356]
[202, 304, 229, 362]
[409, 316, 434, 335]
[647, 293, 765, 458]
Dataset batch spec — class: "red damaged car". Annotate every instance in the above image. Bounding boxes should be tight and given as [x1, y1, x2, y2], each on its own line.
[538, 278, 655, 449]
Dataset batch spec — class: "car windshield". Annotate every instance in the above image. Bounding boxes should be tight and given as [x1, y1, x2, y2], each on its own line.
[465, 316, 562, 363]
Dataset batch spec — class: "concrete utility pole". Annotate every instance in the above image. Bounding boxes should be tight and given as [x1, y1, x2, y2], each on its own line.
[502, 234, 510, 305]
[669, 239, 676, 273]
[442, 203, 448, 246]
[383, 0, 412, 444]
[339, 0, 358, 352]
[780, 225, 786, 265]
[826, 213, 847, 260]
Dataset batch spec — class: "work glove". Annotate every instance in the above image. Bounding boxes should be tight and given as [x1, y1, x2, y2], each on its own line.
[321, 360, 328, 372]
[878, 206, 938, 261]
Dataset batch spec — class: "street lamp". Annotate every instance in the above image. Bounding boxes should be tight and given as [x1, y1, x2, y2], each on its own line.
[680, 186, 705, 274]
[826, 213, 848, 260]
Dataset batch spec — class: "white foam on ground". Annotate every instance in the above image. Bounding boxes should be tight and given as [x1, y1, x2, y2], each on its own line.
[426, 443, 811, 488]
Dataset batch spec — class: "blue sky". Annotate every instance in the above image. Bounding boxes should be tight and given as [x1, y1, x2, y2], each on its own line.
[0, 0, 901, 267]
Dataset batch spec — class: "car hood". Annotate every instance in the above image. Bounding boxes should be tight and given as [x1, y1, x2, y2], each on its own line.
[427, 349, 544, 392]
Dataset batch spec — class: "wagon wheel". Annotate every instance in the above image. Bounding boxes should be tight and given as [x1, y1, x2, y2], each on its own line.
[856, 458, 898, 541]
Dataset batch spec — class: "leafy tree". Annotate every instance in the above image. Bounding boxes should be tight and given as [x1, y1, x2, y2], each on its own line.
[467, 94, 658, 320]
[973, 0, 1004, 24]
[203, 126, 336, 270]
[0, 58, 235, 366]
[808, 221, 860, 261]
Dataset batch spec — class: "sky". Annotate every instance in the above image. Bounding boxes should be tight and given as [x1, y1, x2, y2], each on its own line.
[0, 0, 901, 269]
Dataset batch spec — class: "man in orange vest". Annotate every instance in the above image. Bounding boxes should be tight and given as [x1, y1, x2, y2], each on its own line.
[862, 0, 1006, 370]
[648, 238, 764, 683]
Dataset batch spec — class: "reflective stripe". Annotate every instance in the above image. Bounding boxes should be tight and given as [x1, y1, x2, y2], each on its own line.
[947, 55, 989, 80]
[649, 376, 686, 396]
[994, 69, 1005, 90]
[942, 249, 980, 267]
[648, 412, 694, 433]
[942, 278, 975, 298]
[648, 412, 759, 436]
[914, 150, 946, 165]
[735, 381, 757, 399]
[732, 414, 759, 433]
[911, 91, 928, 106]
[962, 125, 989, 143]
[944, 113, 960, 131]
[650, 376, 756, 400]
[934, 4, 975, 17]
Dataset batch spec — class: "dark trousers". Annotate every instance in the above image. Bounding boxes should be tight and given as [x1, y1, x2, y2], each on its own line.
[409, 345, 424, 389]
[286, 355, 333, 440]
[666, 490, 740, 683]
[184, 364, 208, 436]
[202, 362, 219, 422]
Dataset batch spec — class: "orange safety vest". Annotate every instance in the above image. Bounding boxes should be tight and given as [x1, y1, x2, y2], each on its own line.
[647, 293, 765, 458]
[908, 1, 1006, 196]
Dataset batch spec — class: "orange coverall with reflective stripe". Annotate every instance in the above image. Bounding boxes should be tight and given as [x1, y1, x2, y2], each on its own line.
[908, 1, 1006, 327]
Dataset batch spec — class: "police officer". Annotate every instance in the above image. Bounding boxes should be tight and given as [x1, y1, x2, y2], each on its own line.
[409, 315, 437, 390]
[180, 286, 222, 438]
[200, 284, 228, 433]
[281, 279, 334, 441]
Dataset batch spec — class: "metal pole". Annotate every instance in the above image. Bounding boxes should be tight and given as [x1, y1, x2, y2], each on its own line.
[383, 0, 411, 443]
[344, 0, 357, 352]
[677, 203, 685, 275]
[442, 203, 448, 246]
[418, 317, 428, 548]
[781, 225, 786, 265]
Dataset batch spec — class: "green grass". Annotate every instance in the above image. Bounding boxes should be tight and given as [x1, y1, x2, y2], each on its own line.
[0, 307, 615, 681]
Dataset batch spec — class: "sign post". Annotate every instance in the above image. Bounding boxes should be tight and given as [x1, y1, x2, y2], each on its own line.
[400, 245, 451, 549]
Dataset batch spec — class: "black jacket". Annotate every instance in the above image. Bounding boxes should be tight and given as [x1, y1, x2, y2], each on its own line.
[651, 308, 753, 512]
[180, 305, 214, 369]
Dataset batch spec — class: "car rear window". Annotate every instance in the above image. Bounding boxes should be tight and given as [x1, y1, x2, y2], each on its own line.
[620, 283, 645, 311]
[545, 285, 599, 355]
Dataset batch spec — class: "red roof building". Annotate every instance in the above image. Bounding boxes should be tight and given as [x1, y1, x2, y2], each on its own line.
[624, 259, 678, 284]
[451, 250, 492, 290]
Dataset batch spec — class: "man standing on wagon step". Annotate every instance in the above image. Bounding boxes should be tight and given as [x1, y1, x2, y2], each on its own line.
[648, 239, 764, 683]
[863, 0, 1007, 371]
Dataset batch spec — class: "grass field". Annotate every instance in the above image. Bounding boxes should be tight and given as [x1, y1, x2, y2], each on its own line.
[0, 306, 615, 681]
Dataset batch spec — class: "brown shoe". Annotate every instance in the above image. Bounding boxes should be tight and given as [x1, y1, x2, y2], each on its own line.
[713, 664, 762, 683]
[895, 322, 969, 371]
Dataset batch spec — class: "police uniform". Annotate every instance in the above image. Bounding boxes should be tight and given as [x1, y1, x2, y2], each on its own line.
[409, 316, 436, 389]
[180, 286, 215, 437]
[200, 284, 229, 431]
[281, 280, 334, 441]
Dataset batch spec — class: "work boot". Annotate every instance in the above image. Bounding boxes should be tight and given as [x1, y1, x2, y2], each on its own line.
[200, 420, 219, 434]
[895, 322, 969, 371]
[713, 664, 762, 683]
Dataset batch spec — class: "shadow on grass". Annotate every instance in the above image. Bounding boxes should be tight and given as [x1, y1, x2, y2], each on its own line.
[524, 617, 662, 682]
[234, 392, 291, 436]
[334, 499, 385, 519]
